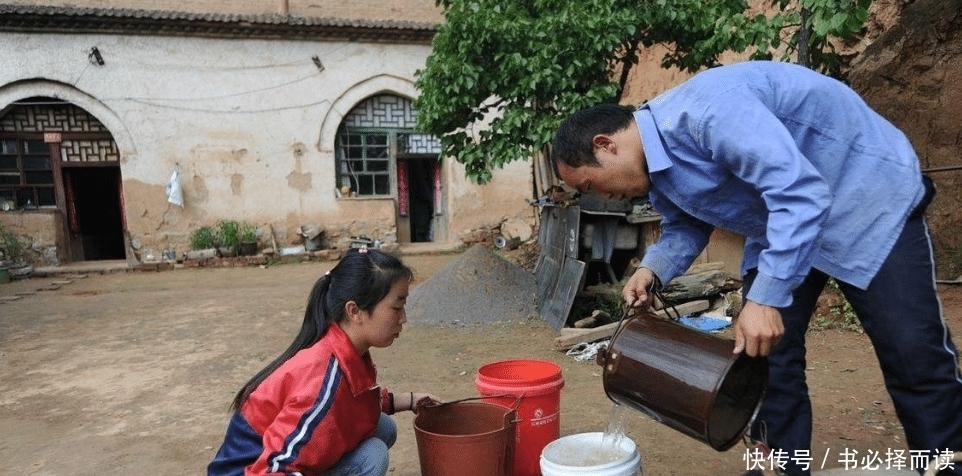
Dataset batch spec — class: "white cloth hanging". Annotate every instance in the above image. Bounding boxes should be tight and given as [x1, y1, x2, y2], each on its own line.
[166, 170, 184, 208]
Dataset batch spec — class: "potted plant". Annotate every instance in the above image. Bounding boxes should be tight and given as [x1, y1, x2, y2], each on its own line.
[189, 225, 217, 251]
[238, 222, 259, 256]
[216, 219, 240, 257]
[186, 225, 218, 260]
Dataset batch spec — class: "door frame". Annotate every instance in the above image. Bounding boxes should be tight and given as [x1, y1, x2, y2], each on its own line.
[396, 152, 442, 243]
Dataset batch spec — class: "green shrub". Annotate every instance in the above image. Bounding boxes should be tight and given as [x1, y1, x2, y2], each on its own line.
[0, 222, 28, 263]
[217, 219, 240, 254]
[239, 221, 258, 243]
[189, 226, 217, 250]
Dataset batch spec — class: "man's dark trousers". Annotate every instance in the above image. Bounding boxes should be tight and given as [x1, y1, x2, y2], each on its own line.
[743, 201, 962, 476]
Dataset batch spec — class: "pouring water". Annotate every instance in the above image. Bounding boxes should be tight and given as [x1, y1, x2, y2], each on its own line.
[602, 402, 629, 452]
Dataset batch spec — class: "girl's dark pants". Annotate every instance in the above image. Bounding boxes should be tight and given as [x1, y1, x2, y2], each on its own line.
[744, 189, 962, 476]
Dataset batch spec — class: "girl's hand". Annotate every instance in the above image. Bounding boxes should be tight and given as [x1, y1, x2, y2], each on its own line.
[410, 393, 442, 413]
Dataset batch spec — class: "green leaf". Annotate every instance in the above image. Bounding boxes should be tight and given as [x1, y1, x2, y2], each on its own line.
[415, 0, 873, 183]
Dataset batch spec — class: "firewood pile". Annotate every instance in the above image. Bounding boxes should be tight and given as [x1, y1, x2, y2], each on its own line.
[555, 261, 742, 351]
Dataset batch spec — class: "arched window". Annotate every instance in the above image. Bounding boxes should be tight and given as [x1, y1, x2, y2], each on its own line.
[0, 97, 119, 209]
[335, 94, 439, 197]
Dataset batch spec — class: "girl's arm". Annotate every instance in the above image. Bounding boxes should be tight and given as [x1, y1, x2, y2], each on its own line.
[383, 389, 441, 413]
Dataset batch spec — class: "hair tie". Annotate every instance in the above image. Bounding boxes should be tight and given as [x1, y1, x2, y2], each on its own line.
[358, 244, 369, 254]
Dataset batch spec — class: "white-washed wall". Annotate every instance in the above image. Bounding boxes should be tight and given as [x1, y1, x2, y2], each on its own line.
[0, 32, 533, 257]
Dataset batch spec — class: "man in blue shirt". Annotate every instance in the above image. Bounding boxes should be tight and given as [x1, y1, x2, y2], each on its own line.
[551, 61, 962, 475]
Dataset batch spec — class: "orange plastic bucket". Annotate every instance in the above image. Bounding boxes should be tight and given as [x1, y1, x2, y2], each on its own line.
[476, 359, 565, 476]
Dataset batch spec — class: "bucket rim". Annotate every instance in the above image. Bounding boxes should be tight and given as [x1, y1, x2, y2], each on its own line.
[705, 353, 768, 451]
[477, 359, 563, 387]
[476, 379, 565, 398]
[413, 401, 516, 439]
[540, 432, 639, 471]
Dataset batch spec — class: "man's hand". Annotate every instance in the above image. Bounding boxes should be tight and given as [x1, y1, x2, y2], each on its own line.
[623, 267, 657, 310]
[733, 301, 784, 357]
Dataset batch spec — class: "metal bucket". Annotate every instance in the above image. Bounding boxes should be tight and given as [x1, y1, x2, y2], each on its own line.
[598, 311, 768, 451]
[414, 401, 516, 476]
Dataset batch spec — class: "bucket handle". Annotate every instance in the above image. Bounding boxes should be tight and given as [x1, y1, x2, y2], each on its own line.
[422, 394, 523, 425]
[423, 393, 522, 410]
[603, 287, 684, 366]
[610, 286, 684, 342]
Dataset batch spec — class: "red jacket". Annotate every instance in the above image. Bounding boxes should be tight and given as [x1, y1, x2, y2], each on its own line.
[208, 323, 392, 476]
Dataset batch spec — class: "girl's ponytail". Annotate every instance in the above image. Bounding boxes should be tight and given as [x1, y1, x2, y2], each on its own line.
[231, 274, 336, 411]
[230, 249, 411, 412]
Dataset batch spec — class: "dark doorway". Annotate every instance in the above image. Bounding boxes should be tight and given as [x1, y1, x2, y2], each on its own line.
[64, 167, 125, 260]
[405, 158, 436, 243]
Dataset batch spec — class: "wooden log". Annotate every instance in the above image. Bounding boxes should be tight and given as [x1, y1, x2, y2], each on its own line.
[186, 248, 218, 260]
[553, 299, 711, 350]
[661, 269, 740, 302]
[267, 224, 280, 255]
[572, 310, 611, 328]
[601, 261, 737, 302]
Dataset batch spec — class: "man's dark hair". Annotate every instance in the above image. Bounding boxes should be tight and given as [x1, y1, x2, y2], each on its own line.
[550, 103, 636, 175]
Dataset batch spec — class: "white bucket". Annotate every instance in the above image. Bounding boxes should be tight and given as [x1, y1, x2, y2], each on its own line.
[540, 432, 642, 476]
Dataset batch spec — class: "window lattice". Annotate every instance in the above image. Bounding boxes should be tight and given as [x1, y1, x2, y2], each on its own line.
[61, 139, 120, 162]
[397, 133, 442, 154]
[0, 104, 109, 133]
[342, 95, 417, 129]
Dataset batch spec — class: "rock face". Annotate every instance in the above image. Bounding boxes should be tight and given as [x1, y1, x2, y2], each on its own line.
[848, 0, 962, 278]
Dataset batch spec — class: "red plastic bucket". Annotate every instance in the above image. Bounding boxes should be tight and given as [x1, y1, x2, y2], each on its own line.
[476, 359, 565, 476]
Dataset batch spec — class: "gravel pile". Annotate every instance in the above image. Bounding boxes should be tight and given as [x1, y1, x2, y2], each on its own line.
[406, 244, 539, 326]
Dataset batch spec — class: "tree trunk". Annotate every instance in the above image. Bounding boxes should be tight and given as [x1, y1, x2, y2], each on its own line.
[798, 8, 812, 68]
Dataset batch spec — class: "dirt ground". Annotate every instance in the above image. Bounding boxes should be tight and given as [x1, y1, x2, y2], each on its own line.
[1, 251, 961, 476]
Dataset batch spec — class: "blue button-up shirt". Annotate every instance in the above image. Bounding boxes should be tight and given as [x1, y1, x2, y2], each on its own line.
[636, 61, 926, 308]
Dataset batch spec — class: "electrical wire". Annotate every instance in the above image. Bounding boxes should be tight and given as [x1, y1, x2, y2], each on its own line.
[108, 70, 323, 102]
[121, 97, 330, 113]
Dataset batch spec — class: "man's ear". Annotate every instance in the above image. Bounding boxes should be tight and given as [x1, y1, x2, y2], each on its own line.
[592, 134, 615, 154]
